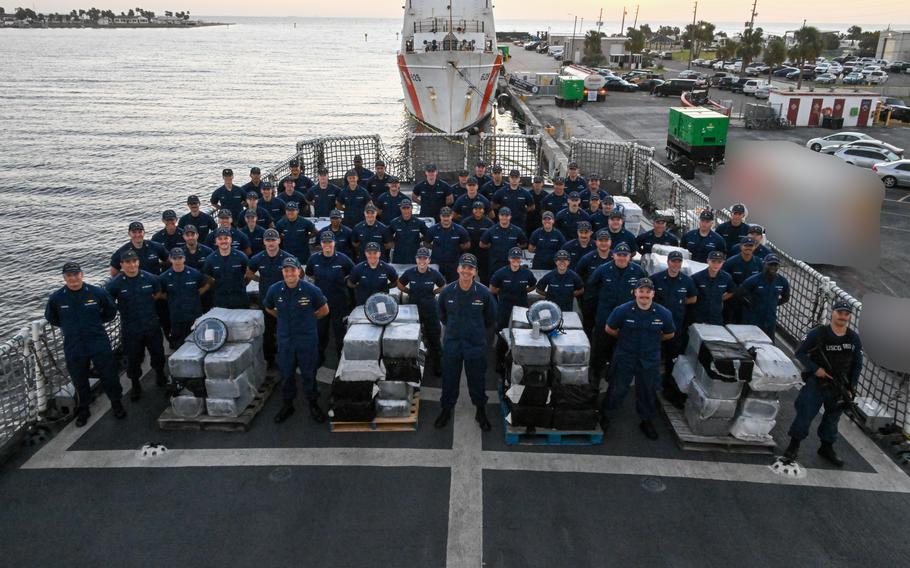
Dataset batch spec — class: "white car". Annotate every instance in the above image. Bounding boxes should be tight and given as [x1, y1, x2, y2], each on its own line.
[742, 79, 768, 95]
[867, 70, 889, 84]
[833, 146, 901, 169]
[831, 139, 904, 158]
[872, 160, 910, 188]
[724, 61, 742, 72]
[861, 65, 882, 76]
[806, 132, 875, 152]
[754, 86, 771, 99]
[548, 46, 564, 57]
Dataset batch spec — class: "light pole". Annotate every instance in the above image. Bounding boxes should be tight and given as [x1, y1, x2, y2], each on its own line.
[569, 14, 578, 64]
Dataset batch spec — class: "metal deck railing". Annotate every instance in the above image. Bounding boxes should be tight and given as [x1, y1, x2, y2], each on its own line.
[1, 134, 906, 461]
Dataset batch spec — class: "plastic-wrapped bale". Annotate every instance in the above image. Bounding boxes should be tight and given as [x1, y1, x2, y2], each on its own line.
[729, 416, 776, 442]
[641, 253, 668, 275]
[652, 244, 690, 260]
[168, 341, 207, 379]
[383, 357, 422, 384]
[554, 365, 590, 386]
[725, 324, 773, 345]
[335, 355, 386, 382]
[194, 308, 264, 342]
[346, 306, 371, 327]
[206, 379, 257, 418]
[553, 408, 599, 430]
[330, 398, 376, 421]
[395, 304, 420, 323]
[382, 323, 421, 359]
[613, 196, 642, 222]
[737, 395, 781, 421]
[343, 324, 384, 360]
[170, 392, 205, 418]
[504, 383, 551, 407]
[505, 400, 554, 428]
[686, 324, 737, 357]
[376, 397, 412, 418]
[509, 364, 550, 387]
[550, 329, 590, 365]
[680, 259, 708, 277]
[204, 342, 254, 380]
[377, 380, 413, 401]
[744, 343, 802, 392]
[685, 381, 735, 436]
[205, 363, 265, 398]
[697, 340, 754, 382]
[510, 306, 530, 330]
[330, 377, 377, 400]
[561, 311, 583, 330]
[511, 329, 552, 366]
[552, 383, 598, 410]
[672, 355, 697, 392]
[692, 363, 745, 400]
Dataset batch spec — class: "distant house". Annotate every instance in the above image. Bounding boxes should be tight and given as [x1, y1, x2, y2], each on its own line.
[96, 17, 110, 26]
[152, 16, 183, 25]
[112, 16, 148, 24]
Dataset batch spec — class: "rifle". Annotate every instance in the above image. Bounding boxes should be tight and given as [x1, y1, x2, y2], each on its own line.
[806, 341, 860, 421]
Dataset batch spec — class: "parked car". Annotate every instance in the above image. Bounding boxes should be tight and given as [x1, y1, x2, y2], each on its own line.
[867, 70, 889, 84]
[716, 76, 740, 90]
[536, 42, 549, 53]
[861, 65, 882, 76]
[815, 73, 838, 85]
[833, 146, 901, 169]
[723, 60, 743, 72]
[729, 77, 751, 93]
[603, 77, 638, 92]
[741, 79, 768, 95]
[835, 140, 904, 158]
[745, 64, 769, 76]
[524, 41, 540, 51]
[548, 46, 564, 57]
[806, 132, 875, 152]
[661, 51, 673, 60]
[773, 66, 798, 77]
[654, 78, 697, 96]
[754, 86, 771, 100]
[638, 78, 665, 93]
[889, 105, 910, 122]
[678, 70, 702, 79]
[787, 69, 816, 81]
[692, 58, 707, 67]
[843, 72, 865, 84]
[872, 160, 910, 188]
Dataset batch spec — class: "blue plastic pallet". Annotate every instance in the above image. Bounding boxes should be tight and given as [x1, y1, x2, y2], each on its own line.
[499, 396, 603, 446]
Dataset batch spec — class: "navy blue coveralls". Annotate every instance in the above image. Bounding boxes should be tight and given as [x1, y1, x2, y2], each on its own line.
[348, 261, 398, 306]
[490, 265, 537, 330]
[306, 251, 354, 366]
[337, 186, 372, 228]
[587, 261, 647, 375]
[260, 196, 287, 223]
[576, 250, 612, 335]
[528, 227, 567, 269]
[278, 190, 309, 214]
[731, 242, 771, 259]
[492, 186, 534, 229]
[240, 224, 266, 256]
[564, 175, 586, 193]
[555, 209, 590, 237]
[651, 269, 698, 382]
[111, 240, 169, 338]
[683, 229, 727, 263]
[412, 179, 452, 220]
[328, 224, 355, 259]
[275, 217, 317, 261]
[181, 244, 213, 271]
[242, 180, 266, 199]
[202, 249, 250, 309]
[691, 268, 734, 325]
[178, 212, 217, 242]
[480, 224, 527, 280]
[438, 281, 497, 409]
[636, 230, 680, 255]
[541, 191, 568, 216]
[243, 206, 273, 229]
[399, 266, 446, 357]
[716, 220, 751, 252]
[579, 188, 607, 210]
[152, 227, 185, 252]
[722, 253, 762, 323]
[210, 185, 245, 222]
[366, 175, 391, 199]
[453, 194, 491, 219]
[426, 223, 470, 282]
[283, 173, 314, 193]
[536, 269, 583, 312]
[249, 248, 294, 364]
[306, 184, 341, 218]
[480, 180, 506, 200]
[789, 325, 863, 444]
[264, 279, 327, 403]
[461, 216, 494, 283]
[738, 272, 790, 341]
[375, 191, 408, 225]
[526, 188, 546, 234]
[44, 284, 122, 408]
[352, 220, 389, 260]
[589, 211, 610, 233]
[106, 270, 166, 381]
[606, 228, 637, 252]
[563, 238, 596, 270]
[203, 227, 251, 253]
[158, 266, 206, 348]
[603, 300, 676, 421]
[388, 216, 428, 264]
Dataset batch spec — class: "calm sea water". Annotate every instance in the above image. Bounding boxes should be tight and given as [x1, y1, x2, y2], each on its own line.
[0, 16, 887, 338]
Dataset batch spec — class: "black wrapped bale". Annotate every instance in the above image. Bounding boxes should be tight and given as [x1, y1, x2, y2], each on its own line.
[697, 340, 755, 382]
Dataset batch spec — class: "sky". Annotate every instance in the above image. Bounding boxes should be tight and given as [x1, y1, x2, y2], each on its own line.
[11, 1, 909, 27]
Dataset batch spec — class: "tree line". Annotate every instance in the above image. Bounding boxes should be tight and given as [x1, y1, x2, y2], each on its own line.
[2, 6, 191, 22]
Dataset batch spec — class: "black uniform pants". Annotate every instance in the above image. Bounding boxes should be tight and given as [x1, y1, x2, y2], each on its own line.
[65, 348, 122, 409]
[590, 325, 617, 384]
[169, 320, 194, 350]
[317, 304, 347, 367]
[124, 327, 165, 381]
[263, 309, 278, 364]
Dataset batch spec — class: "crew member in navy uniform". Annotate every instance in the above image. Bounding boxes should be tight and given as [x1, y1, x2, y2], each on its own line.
[240, 209, 266, 256]
[425, 206, 470, 282]
[306, 232, 354, 369]
[259, 183, 287, 223]
[397, 248, 446, 375]
[535, 249, 584, 312]
[480, 164, 507, 199]
[452, 177, 491, 220]
[204, 210, 252, 255]
[248, 229, 294, 368]
[434, 254, 497, 432]
[158, 247, 208, 349]
[526, 175, 547, 234]
[366, 160, 390, 199]
[783, 301, 863, 467]
[528, 211, 566, 270]
[600, 278, 676, 439]
[584, 193, 603, 221]
[738, 254, 790, 342]
[281, 159, 314, 193]
[651, 250, 698, 404]
[179, 225, 213, 271]
[374, 176, 408, 224]
[335, 169, 372, 229]
[352, 204, 389, 260]
[242, 166, 266, 198]
[274, 201, 317, 261]
[605, 210, 637, 252]
[579, 173, 607, 209]
[202, 228, 250, 309]
[106, 250, 167, 400]
[473, 160, 492, 190]
[691, 250, 734, 325]
[386, 199, 428, 264]
[589, 197, 612, 233]
[722, 236, 762, 323]
[352, 154, 374, 183]
[490, 247, 538, 331]
[265, 256, 329, 424]
[278, 176, 310, 216]
[576, 230, 613, 336]
[327, 209, 355, 258]
[563, 221, 596, 269]
[179, 195, 218, 242]
[587, 243, 647, 383]
[210, 168, 245, 223]
[480, 207, 527, 281]
[541, 177, 568, 215]
[412, 163, 452, 220]
[729, 224, 772, 259]
[347, 242, 399, 305]
[636, 215, 680, 254]
[555, 192, 590, 236]
[451, 169, 471, 199]
[564, 162, 586, 193]
[683, 209, 726, 263]
[243, 191, 272, 228]
[716, 203, 751, 252]
[306, 167, 341, 218]
[492, 169, 534, 230]
[45, 262, 126, 426]
[461, 200, 494, 284]
[111, 221, 170, 339]
[152, 210, 184, 251]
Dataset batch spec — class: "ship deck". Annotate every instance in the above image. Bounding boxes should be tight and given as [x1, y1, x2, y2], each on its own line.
[3, 339, 910, 567]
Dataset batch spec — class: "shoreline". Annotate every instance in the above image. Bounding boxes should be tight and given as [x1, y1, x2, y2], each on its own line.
[1, 22, 231, 29]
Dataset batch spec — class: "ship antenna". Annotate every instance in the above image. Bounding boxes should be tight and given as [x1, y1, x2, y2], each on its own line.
[448, 2, 453, 34]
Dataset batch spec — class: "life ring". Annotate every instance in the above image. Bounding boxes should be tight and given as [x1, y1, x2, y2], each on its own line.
[821, 107, 833, 116]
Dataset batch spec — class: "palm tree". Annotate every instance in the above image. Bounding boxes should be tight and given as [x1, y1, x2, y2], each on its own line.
[789, 25, 822, 89]
[716, 38, 739, 67]
[763, 37, 787, 83]
[737, 27, 764, 74]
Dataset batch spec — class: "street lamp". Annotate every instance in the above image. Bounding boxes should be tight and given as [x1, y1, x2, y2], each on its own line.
[569, 14, 578, 64]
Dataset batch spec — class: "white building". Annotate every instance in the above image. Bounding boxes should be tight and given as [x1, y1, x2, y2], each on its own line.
[876, 30, 910, 62]
[768, 88, 881, 127]
[548, 34, 629, 65]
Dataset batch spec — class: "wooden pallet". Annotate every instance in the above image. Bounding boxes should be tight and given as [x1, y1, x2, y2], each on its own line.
[659, 395, 777, 455]
[499, 397, 603, 446]
[329, 392, 420, 433]
[157, 381, 274, 432]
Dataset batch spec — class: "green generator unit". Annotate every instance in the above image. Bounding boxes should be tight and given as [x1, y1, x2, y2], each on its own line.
[666, 107, 729, 173]
[555, 76, 585, 108]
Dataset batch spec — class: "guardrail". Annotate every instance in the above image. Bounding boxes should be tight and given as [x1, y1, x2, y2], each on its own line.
[1, 134, 906, 462]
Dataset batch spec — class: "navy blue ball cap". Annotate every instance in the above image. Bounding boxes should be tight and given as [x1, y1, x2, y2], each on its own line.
[699, 209, 715, 221]
[588, 172, 601, 181]
[215, 227, 233, 238]
[636, 277, 654, 290]
[282, 176, 295, 184]
[533, 175, 544, 183]
[608, 209, 624, 219]
[284, 201, 299, 211]
[400, 198, 413, 208]
[62, 261, 82, 274]
[222, 168, 233, 176]
[577, 221, 592, 232]
[375, 159, 386, 167]
[667, 250, 684, 261]
[317, 167, 329, 175]
[162, 209, 177, 220]
[186, 194, 201, 204]
[353, 155, 364, 163]
[763, 254, 780, 265]
[440, 206, 454, 216]
[568, 191, 581, 200]
[345, 169, 358, 178]
[289, 159, 300, 168]
[246, 191, 259, 199]
[169, 247, 185, 259]
[416, 247, 431, 258]
[217, 209, 232, 219]
[509, 169, 521, 177]
[388, 175, 400, 184]
[263, 228, 280, 240]
[459, 169, 469, 177]
[491, 165, 503, 173]
[128, 221, 144, 232]
[424, 162, 438, 172]
[602, 194, 615, 204]
[282, 257, 301, 269]
[740, 236, 757, 246]
[364, 203, 378, 213]
[467, 176, 479, 185]
[508, 247, 523, 259]
[568, 161, 579, 169]
[120, 250, 139, 262]
[458, 253, 478, 268]
[183, 224, 198, 234]
[365, 242, 382, 253]
[833, 300, 853, 313]
[749, 224, 765, 235]
[589, 193, 601, 202]
[498, 207, 512, 216]
[261, 182, 273, 190]
[542, 211, 555, 220]
[595, 229, 611, 240]
[707, 250, 726, 261]
[613, 243, 632, 255]
[320, 231, 335, 243]
[552, 176, 565, 185]
[475, 160, 487, 167]
[731, 203, 746, 214]
[472, 201, 486, 209]
[330, 209, 343, 219]
[554, 250, 571, 261]
[244, 209, 258, 218]
[250, 166, 261, 174]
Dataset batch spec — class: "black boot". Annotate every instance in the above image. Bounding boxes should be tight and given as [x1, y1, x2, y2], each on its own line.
[640, 420, 659, 440]
[274, 401, 295, 424]
[74, 407, 90, 428]
[783, 438, 801, 462]
[130, 379, 142, 401]
[434, 407, 452, 429]
[430, 352, 442, 377]
[309, 400, 326, 423]
[817, 442, 844, 467]
[155, 370, 167, 387]
[475, 405, 491, 432]
[599, 414, 610, 435]
[111, 400, 127, 420]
